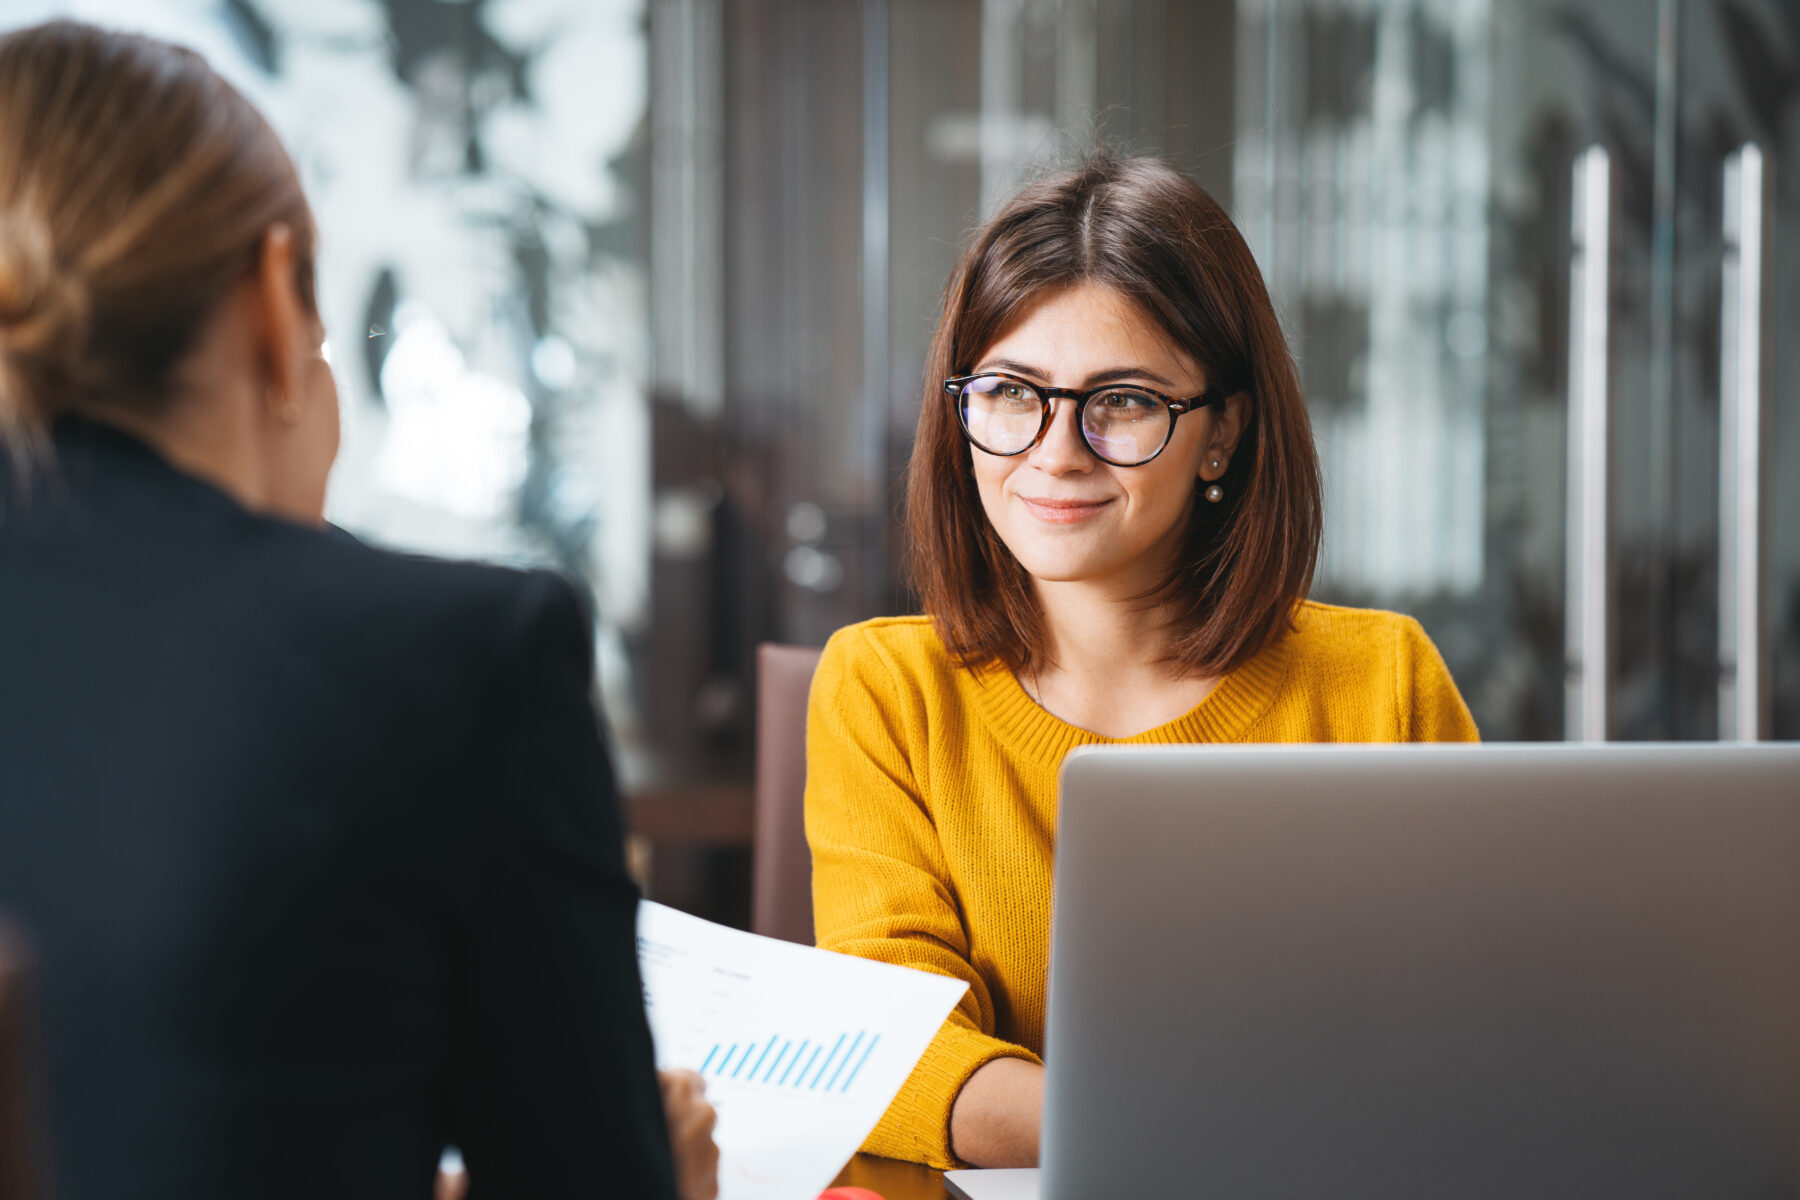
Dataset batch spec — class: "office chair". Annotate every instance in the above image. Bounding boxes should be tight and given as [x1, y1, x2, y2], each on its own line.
[752, 643, 823, 945]
[0, 916, 46, 1200]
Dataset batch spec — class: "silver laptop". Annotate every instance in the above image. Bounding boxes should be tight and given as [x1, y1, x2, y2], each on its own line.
[956, 743, 1800, 1200]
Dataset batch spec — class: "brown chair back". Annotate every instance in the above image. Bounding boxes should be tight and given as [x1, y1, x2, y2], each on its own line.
[0, 918, 46, 1200]
[753, 643, 824, 945]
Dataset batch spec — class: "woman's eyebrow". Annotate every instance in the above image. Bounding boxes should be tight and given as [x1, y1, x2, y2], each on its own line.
[1082, 365, 1179, 389]
[975, 358, 1182, 389]
[974, 357, 1048, 380]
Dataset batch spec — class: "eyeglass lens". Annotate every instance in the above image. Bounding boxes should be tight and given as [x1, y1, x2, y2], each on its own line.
[957, 375, 1173, 466]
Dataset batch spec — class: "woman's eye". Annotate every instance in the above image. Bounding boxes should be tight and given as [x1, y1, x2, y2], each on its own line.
[1099, 390, 1157, 412]
[1002, 385, 1025, 401]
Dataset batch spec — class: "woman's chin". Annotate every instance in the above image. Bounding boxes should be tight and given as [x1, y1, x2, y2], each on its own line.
[1005, 533, 1180, 591]
[1011, 551, 1126, 586]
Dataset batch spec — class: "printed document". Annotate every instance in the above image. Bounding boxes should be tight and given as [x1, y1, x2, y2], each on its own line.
[637, 901, 968, 1200]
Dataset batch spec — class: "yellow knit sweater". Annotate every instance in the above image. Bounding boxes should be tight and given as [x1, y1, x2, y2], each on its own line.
[804, 601, 1480, 1168]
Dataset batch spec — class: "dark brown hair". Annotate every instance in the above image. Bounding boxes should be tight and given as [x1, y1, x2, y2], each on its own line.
[906, 155, 1322, 677]
[0, 21, 316, 453]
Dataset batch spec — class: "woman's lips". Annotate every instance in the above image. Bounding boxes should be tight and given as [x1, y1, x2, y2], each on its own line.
[1020, 496, 1112, 524]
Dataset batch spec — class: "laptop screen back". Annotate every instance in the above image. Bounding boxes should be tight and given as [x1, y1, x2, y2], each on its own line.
[1042, 744, 1800, 1200]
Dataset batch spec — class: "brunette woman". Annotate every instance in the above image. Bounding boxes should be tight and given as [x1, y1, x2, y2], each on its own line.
[806, 156, 1478, 1170]
[0, 21, 713, 1200]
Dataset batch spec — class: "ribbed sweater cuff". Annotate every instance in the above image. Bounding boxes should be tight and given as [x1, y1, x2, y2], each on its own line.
[864, 1021, 1042, 1169]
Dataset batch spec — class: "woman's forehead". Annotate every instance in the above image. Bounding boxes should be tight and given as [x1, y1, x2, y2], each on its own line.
[975, 281, 1202, 386]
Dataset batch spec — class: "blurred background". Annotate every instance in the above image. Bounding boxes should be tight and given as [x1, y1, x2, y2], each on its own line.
[5, 0, 1796, 925]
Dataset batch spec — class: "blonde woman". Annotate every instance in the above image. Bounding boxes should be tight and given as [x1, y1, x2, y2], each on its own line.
[0, 22, 713, 1200]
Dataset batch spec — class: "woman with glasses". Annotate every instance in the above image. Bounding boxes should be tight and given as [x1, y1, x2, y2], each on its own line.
[806, 156, 1479, 1170]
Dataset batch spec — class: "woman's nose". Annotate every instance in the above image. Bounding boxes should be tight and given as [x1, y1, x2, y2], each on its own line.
[1027, 396, 1092, 473]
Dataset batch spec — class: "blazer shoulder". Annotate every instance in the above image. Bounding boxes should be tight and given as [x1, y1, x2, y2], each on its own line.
[235, 523, 594, 710]
[269, 523, 580, 630]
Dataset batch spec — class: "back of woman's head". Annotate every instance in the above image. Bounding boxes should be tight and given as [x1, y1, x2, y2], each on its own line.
[0, 20, 315, 449]
[908, 155, 1322, 675]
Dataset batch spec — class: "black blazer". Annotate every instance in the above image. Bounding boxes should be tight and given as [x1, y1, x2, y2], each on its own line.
[0, 419, 677, 1200]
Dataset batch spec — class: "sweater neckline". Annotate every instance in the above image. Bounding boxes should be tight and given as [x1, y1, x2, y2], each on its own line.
[967, 624, 1295, 759]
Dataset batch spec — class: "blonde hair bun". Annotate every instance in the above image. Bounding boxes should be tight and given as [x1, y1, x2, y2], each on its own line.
[0, 208, 90, 426]
[0, 20, 315, 438]
[0, 208, 88, 348]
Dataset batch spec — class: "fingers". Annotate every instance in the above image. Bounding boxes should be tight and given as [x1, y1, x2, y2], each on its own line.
[659, 1069, 712, 1135]
[683, 1118, 720, 1200]
[657, 1069, 720, 1200]
[433, 1167, 469, 1200]
[659, 1067, 697, 1096]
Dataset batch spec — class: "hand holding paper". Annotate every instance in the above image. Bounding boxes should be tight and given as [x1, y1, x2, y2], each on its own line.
[637, 902, 968, 1200]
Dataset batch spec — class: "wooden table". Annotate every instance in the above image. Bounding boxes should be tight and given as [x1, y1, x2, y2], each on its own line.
[829, 1152, 952, 1199]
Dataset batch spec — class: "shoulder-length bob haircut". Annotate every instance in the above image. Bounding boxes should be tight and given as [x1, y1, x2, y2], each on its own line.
[906, 155, 1322, 678]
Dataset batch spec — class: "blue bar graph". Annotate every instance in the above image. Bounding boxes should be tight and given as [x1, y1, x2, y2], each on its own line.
[752, 1037, 778, 1077]
[760, 1039, 792, 1082]
[778, 1040, 808, 1085]
[730, 1037, 758, 1077]
[809, 1034, 846, 1089]
[697, 1029, 877, 1095]
[841, 1034, 879, 1091]
[825, 1032, 864, 1091]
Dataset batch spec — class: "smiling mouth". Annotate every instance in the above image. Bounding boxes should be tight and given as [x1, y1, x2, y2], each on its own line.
[1020, 497, 1113, 524]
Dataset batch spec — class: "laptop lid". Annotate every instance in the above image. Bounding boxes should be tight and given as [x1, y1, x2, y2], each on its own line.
[1041, 743, 1800, 1200]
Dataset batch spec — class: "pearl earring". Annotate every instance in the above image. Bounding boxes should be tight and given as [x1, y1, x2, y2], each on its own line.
[1210, 458, 1221, 471]
[265, 380, 304, 426]
[1205, 484, 1225, 503]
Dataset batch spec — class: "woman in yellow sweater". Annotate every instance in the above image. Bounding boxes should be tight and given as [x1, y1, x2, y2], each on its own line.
[805, 156, 1478, 1171]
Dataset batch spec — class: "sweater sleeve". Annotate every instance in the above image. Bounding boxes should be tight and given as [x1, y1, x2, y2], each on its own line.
[1395, 617, 1481, 742]
[805, 627, 1038, 1168]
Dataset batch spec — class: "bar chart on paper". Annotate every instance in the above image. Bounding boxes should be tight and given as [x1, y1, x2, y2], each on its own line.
[698, 1030, 881, 1094]
[636, 902, 967, 1200]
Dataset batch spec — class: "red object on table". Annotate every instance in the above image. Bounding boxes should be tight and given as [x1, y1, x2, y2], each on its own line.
[818, 1188, 887, 1200]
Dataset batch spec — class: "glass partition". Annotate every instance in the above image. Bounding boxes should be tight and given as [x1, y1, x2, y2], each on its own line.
[9, 0, 655, 733]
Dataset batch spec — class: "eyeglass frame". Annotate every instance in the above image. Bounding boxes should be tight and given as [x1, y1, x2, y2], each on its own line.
[942, 370, 1227, 467]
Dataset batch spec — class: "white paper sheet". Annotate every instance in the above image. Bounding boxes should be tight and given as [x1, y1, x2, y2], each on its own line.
[637, 901, 968, 1200]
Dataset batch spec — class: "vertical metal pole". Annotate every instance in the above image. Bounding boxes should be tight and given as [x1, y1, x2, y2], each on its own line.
[1646, 0, 1680, 734]
[1566, 147, 1611, 742]
[649, 0, 724, 416]
[861, 0, 891, 606]
[1718, 144, 1767, 741]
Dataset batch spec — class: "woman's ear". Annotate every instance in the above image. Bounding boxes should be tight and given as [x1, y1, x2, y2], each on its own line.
[249, 224, 311, 424]
[1199, 391, 1249, 481]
